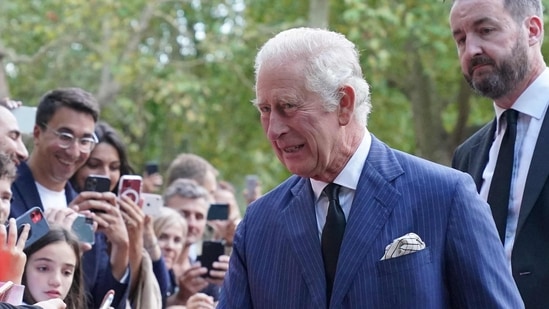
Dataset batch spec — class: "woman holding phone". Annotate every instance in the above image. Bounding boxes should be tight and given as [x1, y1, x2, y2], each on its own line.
[70, 121, 167, 308]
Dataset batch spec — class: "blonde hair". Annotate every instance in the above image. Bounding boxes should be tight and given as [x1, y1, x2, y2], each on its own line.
[153, 207, 188, 241]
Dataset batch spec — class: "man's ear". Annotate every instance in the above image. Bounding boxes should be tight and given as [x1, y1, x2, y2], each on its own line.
[526, 15, 544, 46]
[33, 124, 42, 144]
[338, 85, 355, 126]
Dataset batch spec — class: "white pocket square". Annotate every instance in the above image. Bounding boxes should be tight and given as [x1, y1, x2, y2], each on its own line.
[380, 232, 425, 260]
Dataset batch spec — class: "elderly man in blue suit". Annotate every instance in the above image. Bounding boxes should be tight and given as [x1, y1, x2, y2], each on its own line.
[218, 28, 523, 308]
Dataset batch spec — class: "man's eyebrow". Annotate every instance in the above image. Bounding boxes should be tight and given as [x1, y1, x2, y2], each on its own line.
[56, 127, 94, 137]
[452, 17, 497, 37]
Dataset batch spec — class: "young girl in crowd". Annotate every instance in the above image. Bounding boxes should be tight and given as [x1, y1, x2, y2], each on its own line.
[22, 226, 85, 309]
[70, 121, 167, 308]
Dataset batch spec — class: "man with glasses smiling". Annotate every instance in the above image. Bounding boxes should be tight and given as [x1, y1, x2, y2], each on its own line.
[9, 87, 131, 309]
[41, 123, 98, 153]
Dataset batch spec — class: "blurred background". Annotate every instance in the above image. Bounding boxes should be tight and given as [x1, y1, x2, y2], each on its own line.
[1, 0, 548, 197]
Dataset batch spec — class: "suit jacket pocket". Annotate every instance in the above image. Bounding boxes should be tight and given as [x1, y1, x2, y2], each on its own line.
[376, 247, 432, 275]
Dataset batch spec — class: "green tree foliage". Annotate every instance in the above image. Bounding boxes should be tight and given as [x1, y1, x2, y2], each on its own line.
[1, 0, 548, 195]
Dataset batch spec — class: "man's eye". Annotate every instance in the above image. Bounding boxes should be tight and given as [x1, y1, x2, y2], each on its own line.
[59, 133, 74, 142]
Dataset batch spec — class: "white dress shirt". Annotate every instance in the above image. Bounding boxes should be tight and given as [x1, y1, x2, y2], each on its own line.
[312, 132, 372, 240]
[480, 68, 549, 261]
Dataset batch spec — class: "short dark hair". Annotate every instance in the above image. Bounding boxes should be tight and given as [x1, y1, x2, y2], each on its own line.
[0, 151, 16, 182]
[36, 87, 100, 128]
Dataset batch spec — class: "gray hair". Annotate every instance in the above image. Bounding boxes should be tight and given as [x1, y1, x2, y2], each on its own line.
[163, 178, 210, 202]
[254, 27, 371, 127]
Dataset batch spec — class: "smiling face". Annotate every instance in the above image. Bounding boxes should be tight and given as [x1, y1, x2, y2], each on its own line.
[0, 107, 28, 165]
[165, 195, 208, 246]
[31, 107, 96, 190]
[25, 241, 77, 302]
[255, 61, 353, 181]
[74, 142, 121, 192]
[449, 0, 531, 100]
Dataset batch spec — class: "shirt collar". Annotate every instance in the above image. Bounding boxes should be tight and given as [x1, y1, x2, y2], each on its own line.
[310, 132, 372, 200]
[494, 67, 549, 130]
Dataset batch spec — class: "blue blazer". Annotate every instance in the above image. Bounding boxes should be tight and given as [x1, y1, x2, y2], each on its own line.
[11, 161, 130, 309]
[219, 136, 523, 309]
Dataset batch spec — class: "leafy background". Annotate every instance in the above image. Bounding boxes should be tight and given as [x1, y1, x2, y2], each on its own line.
[1, 0, 548, 207]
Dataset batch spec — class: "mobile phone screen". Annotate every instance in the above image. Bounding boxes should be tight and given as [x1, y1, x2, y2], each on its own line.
[207, 203, 229, 220]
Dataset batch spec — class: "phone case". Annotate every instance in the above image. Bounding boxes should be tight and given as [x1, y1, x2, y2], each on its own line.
[84, 175, 111, 193]
[198, 240, 225, 277]
[7, 207, 50, 249]
[141, 193, 163, 217]
[118, 175, 142, 203]
[71, 215, 95, 245]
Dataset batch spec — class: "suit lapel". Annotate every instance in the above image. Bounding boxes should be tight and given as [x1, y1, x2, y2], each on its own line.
[517, 111, 549, 234]
[330, 137, 402, 306]
[468, 121, 496, 190]
[281, 179, 327, 308]
[12, 161, 44, 217]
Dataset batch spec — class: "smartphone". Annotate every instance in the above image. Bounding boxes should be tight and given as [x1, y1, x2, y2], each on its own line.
[118, 175, 142, 204]
[11, 106, 37, 135]
[245, 174, 259, 201]
[207, 203, 229, 220]
[7, 207, 50, 249]
[145, 161, 159, 175]
[141, 193, 163, 217]
[84, 175, 111, 193]
[198, 240, 225, 278]
[71, 215, 95, 245]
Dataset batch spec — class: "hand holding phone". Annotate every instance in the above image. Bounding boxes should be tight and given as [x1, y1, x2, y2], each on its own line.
[6, 207, 50, 249]
[197, 240, 225, 278]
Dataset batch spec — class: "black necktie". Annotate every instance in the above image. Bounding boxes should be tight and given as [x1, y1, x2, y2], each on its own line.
[321, 183, 346, 303]
[487, 109, 518, 243]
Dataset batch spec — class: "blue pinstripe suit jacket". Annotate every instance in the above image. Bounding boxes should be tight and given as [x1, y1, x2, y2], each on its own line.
[219, 136, 523, 309]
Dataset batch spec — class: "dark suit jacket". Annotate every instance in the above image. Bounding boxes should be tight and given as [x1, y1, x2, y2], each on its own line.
[452, 112, 549, 309]
[10, 161, 129, 309]
[219, 136, 523, 309]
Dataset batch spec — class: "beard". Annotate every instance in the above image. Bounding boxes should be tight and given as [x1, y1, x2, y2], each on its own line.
[464, 40, 528, 100]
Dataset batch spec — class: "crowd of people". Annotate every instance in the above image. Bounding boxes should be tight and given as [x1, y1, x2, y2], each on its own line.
[1, 0, 548, 307]
[0, 89, 246, 309]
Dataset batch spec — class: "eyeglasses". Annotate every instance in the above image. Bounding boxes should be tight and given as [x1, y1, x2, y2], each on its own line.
[42, 124, 98, 153]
